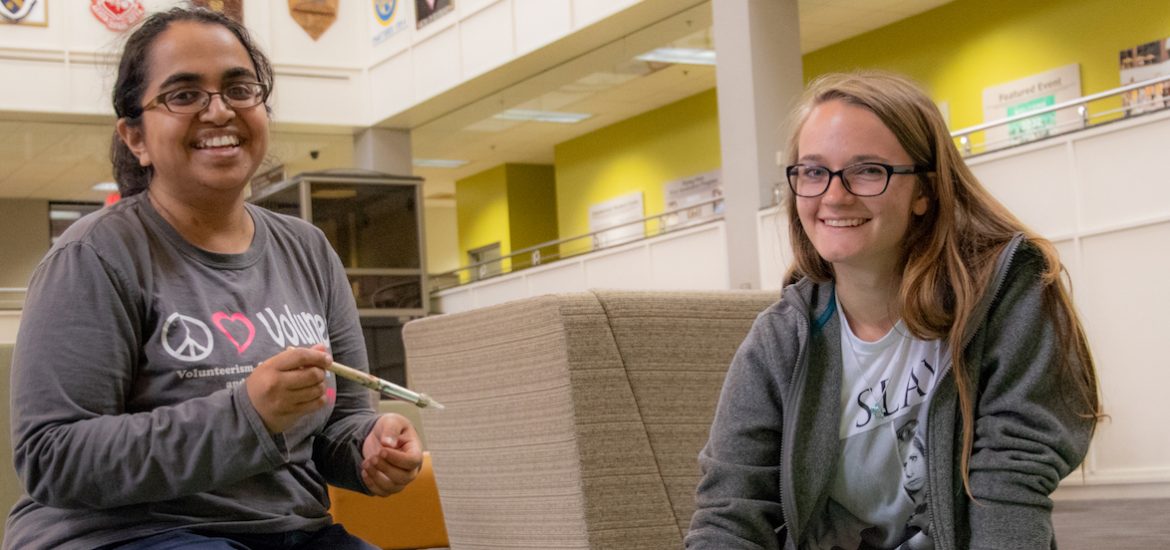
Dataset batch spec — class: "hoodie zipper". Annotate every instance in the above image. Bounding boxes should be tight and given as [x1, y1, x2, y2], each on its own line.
[778, 291, 815, 547]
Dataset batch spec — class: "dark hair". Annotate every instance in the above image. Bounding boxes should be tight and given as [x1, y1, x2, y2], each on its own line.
[110, 7, 274, 197]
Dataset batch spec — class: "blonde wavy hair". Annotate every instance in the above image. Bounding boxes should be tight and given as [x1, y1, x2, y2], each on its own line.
[782, 71, 1100, 495]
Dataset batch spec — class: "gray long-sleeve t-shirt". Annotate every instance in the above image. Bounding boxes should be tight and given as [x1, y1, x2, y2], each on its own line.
[4, 193, 380, 549]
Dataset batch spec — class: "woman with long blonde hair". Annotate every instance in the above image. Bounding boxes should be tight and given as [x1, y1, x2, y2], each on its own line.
[687, 71, 1099, 550]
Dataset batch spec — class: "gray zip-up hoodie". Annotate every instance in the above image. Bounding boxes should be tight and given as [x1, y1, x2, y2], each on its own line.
[687, 235, 1094, 549]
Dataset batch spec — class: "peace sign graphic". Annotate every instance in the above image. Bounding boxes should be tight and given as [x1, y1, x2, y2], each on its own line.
[161, 312, 214, 362]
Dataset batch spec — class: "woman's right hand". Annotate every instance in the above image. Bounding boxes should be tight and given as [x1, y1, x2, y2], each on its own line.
[245, 345, 331, 434]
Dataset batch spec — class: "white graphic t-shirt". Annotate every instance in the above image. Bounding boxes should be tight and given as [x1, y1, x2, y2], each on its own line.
[807, 309, 946, 550]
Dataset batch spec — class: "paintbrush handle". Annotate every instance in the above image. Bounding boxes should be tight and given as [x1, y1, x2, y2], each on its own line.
[328, 361, 445, 410]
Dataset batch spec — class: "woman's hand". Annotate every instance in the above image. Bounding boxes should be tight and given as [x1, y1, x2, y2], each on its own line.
[245, 345, 331, 434]
[360, 413, 423, 496]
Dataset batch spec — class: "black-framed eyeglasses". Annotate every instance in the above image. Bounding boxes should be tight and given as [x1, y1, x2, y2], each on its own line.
[142, 82, 269, 115]
[785, 162, 932, 197]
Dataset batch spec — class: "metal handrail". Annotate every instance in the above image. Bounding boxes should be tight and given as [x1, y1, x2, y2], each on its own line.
[431, 196, 724, 283]
[950, 74, 1170, 140]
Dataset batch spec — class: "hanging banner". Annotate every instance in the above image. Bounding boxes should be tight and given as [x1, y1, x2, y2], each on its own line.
[288, 0, 338, 40]
[91, 0, 145, 32]
[981, 64, 1081, 148]
[371, 0, 407, 46]
[1119, 38, 1170, 116]
[662, 169, 722, 230]
[192, 0, 243, 23]
[1, 0, 47, 26]
[589, 192, 644, 249]
[414, 0, 452, 30]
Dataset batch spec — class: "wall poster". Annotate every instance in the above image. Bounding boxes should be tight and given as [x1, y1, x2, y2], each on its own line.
[589, 192, 644, 249]
[371, 0, 408, 45]
[192, 0, 243, 22]
[662, 169, 722, 231]
[1120, 38, 1170, 116]
[1, 0, 47, 26]
[981, 64, 1081, 147]
[91, 0, 145, 32]
[287, 0, 337, 40]
[415, 0, 452, 30]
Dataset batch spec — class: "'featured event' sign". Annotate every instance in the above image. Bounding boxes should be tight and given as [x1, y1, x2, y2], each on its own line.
[981, 64, 1081, 147]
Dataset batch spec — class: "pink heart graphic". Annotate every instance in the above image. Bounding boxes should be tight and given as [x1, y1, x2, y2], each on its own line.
[212, 312, 255, 354]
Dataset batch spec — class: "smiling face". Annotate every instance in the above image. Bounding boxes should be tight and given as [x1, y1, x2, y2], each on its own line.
[117, 20, 268, 203]
[794, 99, 929, 278]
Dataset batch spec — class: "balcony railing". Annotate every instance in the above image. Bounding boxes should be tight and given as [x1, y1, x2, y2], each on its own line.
[951, 74, 1170, 157]
[430, 197, 724, 292]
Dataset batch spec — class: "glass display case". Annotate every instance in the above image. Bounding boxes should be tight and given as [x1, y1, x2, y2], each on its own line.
[249, 170, 427, 387]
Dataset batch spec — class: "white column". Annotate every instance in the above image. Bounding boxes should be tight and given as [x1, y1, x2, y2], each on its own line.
[353, 127, 413, 175]
[712, 0, 802, 289]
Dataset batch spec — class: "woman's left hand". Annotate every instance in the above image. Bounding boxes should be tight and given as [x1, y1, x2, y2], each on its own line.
[360, 413, 423, 496]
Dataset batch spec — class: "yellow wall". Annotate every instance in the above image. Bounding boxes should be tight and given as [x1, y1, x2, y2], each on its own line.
[504, 164, 558, 269]
[455, 163, 558, 274]
[455, 165, 511, 271]
[553, 88, 721, 247]
[803, 0, 1170, 131]
[462, 0, 1170, 265]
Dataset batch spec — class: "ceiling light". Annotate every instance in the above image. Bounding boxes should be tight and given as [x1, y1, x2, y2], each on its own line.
[635, 47, 716, 66]
[493, 109, 593, 124]
[49, 210, 82, 221]
[92, 182, 119, 192]
[413, 158, 469, 168]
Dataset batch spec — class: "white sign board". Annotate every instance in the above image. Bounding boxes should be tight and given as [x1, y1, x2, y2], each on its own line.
[589, 192, 644, 248]
[982, 64, 1081, 147]
[663, 170, 723, 230]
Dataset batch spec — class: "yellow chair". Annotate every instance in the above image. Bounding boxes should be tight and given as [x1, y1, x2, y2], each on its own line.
[328, 452, 449, 550]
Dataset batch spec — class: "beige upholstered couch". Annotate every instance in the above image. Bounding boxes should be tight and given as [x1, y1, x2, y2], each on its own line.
[402, 290, 1170, 550]
[404, 290, 778, 549]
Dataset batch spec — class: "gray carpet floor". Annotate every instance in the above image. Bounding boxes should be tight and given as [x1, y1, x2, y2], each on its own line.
[1053, 499, 1170, 549]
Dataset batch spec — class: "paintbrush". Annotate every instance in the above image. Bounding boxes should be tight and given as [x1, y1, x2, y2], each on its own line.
[328, 361, 445, 410]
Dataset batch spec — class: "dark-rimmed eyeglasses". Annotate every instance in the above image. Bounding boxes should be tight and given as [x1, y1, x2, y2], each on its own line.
[142, 82, 269, 115]
[785, 162, 932, 197]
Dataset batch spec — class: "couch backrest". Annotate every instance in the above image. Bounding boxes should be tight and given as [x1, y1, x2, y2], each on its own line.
[404, 290, 776, 549]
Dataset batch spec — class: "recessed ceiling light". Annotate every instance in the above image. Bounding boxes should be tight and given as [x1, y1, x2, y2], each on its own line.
[413, 158, 469, 168]
[49, 210, 82, 221]
[492, 109, 593, 124]
[92, 182, 119, 192]
[635, 47, 716, 66]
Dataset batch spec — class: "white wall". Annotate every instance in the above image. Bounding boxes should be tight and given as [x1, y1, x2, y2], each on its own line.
[433, 221, 729, 312]
[967, 111, 1170, 497]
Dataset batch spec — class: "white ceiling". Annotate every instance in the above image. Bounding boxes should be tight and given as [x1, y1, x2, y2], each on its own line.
[0, 0, 951, 204]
